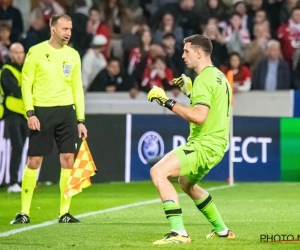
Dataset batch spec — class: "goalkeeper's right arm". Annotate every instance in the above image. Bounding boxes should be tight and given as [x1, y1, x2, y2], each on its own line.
[172, 74, 192, 98]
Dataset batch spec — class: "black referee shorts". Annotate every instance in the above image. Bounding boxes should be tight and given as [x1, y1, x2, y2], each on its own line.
[28, 105, 77, 156]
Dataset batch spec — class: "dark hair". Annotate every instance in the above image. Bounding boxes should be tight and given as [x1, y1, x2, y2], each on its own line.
[228, 52, 242, 69]
[0, 23, 11, 31]
[107, 57, 120, 65]
[230, 12, 242, 19]
[139, 29, 152, 55]
[162, 33, 175, 40]
[229, 52, 241, 60]
[183, 34, 213, 55]
[160, 12, 175, 31]
[50, 14, 72, 26]
[154, 55, 166, 64]
[104, 0, 125, 23]
[292, 6, 300, 14]
[133, 16, 146, 26]
[89, 6, 100, 14]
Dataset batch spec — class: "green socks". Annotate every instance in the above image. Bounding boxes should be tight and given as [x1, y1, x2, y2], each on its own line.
[194, 193, 227, 233]
[59, 168, 72, 216]
[163, 200, 186, 233]
[21, 167, 73, 217]
[21, 166, 38, 215]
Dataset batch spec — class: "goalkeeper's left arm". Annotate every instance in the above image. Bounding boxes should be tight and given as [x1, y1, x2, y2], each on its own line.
[147, 86, 209, 125]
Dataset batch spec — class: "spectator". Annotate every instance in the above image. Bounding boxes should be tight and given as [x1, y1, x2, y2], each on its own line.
[221, 52, 251, 93]
[252, 40, 291, 90]
[254, 10, 270, 36]
[247, 0, 265, 38]
[134, 28, 152, 56]
[122, 17, 150, 53]
[244, 23, 269, 72]
[102, 0, 134, 60]
[162, 33, 185, 77]
[203, 23, 228, 69]
[120, 0, 143, 18]
[254, 10, 269, 24]
[279, 0, 300, 25]
[264, 0, 282, 38]
[254, 9, 267, 25]
[0, 22, 10, 46]
[199, 0, 230, 30]
[0, 23, 11, 66]
[31, 0, 65, 24]
[88, 57, 138, 98]
[151, 0, 179, 14]
[0, 0, 23, 42]
[20, 8, 47, 53]
[86, 6, 111, 59]
[278, 7, 300, 66]
[68, 0, 92, 15]
[205, 16, 227, 34]
[150, 0, 199, 38]
[127, 29, 152, 75]
[153, 12, 183, 48]
[69, 0, 90, 58]
[140, 55, 176, 93]
[224, 12, 250, 57]
[233, 0, 250, 31]
[248, 0, 264, 17]
[133, 44, 167, 91]
[127, 47, 141, 75]
[82, 34, 108, 91]
[139, 0, 152, 23]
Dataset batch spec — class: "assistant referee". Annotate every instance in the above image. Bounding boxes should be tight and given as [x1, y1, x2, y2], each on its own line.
[11, 14, 87, 224]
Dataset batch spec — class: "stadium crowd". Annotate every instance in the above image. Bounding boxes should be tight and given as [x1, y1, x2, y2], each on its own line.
[1, 0, 300, 97]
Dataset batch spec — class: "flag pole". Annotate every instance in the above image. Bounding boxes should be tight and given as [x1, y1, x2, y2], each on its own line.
[229, 105, 234, 186]
[226, 70, 234, 186]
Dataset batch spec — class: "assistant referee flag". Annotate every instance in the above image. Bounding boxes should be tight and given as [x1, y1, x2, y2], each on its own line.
[64, 139, 97, 198]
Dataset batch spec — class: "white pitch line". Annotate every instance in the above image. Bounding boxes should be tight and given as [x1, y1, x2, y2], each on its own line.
[0, 184, 235, 238]
[226, 220, 297, 222]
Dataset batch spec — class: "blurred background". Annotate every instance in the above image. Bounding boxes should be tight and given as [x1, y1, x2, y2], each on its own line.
[0, 0, 300, 187]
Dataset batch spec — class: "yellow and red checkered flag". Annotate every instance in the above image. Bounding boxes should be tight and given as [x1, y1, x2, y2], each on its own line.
[64, 138, 97, 198]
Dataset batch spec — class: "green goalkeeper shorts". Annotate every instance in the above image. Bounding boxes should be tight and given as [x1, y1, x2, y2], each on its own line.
[172, 141, 223, 184]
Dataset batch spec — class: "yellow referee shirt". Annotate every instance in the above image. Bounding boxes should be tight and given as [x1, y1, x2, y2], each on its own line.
[21, 41, 85, 120]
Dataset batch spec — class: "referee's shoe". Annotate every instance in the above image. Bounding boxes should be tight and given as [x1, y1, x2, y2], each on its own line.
[10, 212, 30, 224]
[58, 213, 80, 223]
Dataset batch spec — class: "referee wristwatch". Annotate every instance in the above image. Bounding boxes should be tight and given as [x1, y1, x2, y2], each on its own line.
[26, 110, 36, 118]
[78, 120, 85, 125]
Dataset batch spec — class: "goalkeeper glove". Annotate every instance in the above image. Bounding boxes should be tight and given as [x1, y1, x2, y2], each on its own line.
[172, 74, 192, 97]
[147, 86, 177, 111]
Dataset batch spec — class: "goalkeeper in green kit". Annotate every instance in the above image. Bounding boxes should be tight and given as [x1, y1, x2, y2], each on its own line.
[147, 34, 235, 244]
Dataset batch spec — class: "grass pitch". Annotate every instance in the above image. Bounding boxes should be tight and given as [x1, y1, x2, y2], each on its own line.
[0, 181, 299, 250]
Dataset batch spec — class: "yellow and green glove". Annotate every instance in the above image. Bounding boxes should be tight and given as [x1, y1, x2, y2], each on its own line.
[172, 74, 192, 97]
[147, 86, 177, 111]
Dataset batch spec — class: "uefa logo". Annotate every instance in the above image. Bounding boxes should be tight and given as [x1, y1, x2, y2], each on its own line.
[138, 131, 164, 164]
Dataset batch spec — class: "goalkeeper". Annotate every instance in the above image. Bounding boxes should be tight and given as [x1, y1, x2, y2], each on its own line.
[147, 34, 235, 244]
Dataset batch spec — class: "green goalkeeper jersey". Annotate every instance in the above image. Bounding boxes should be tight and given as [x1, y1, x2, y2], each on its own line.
[188, 66, 232, 156]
